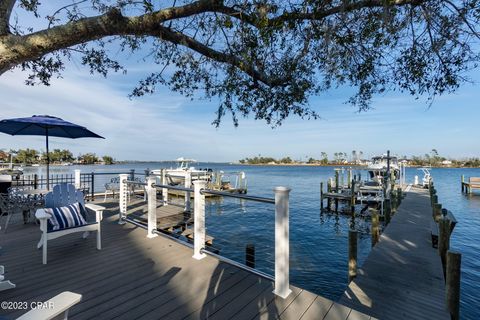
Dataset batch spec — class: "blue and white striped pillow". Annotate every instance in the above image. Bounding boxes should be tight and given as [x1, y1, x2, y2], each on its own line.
[45, 202, 87, 232]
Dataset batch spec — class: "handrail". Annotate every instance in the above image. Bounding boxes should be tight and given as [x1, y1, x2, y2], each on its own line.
[123, 217, 274, 282]
[201, 189, 275, 204]
[124, 180, 147, 186]
[154, 183, 192, 192]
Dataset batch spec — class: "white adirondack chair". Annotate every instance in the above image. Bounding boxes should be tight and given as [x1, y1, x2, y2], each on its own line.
[17, 291, 82, 320]
[35, 184, 105, 264]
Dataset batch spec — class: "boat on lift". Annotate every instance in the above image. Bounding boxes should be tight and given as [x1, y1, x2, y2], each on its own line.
[367, 155, 400, 184]
[151, 157, 213, 185]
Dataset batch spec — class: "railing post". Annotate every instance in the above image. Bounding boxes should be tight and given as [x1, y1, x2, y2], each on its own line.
[273, 186, 292, 299]
[161, 169, 168, 206]
[74, 169, 81, 189]
[192, 180, 207, 260]
[90, 172, 95, 201]
[185, 171, 192, 212]
[33, 174, 38, 189]
[118, 174, 128, 225]
[146, 176, 158, 238]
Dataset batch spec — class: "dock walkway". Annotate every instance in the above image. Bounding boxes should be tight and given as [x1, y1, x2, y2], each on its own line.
[339, 187, 449, 319]
[1, 201, 372, 320]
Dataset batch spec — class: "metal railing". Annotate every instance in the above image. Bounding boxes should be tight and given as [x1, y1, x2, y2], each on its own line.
[118, 174, 292, 299]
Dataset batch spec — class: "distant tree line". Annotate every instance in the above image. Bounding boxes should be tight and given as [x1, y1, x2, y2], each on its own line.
[0, 148, 115, 165]
[240, 149, 480, 167]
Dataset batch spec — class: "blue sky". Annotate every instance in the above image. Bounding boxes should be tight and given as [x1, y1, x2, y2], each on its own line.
[0, 3, 479, 162]
[1, 63, 478, 163]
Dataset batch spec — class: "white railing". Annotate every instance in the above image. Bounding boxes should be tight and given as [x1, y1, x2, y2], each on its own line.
[118, 175, 292, 299]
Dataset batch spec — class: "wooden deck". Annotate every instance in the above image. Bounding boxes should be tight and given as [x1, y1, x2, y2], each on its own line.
[1, 200, 373, 319]
[338, 187, 449, 320]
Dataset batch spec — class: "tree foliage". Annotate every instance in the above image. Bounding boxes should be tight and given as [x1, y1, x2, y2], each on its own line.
[0, 0, 479, 126]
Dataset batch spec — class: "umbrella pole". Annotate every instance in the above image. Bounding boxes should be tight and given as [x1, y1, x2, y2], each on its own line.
[46, 129, 49, 190]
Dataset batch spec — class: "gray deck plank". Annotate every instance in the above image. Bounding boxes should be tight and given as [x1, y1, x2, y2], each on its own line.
[299, 295, 334, 320]
[249, 287, 303, 320]
[324, 303, 351, 320]
[179, 272, 256, 320]
[338, 187, 450, 320]
[279, 290, 318, 320]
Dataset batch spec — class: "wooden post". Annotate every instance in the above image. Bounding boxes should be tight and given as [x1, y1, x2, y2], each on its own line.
[350, 180, 355, 216]
[327, 179, 332, 209]
[461, 175, 464, 193]
[370, 209, 380, 247]
[438, 217, 450, 268]
[347, 169, 352, 188]
[385, 200, 391, 225]
[335, 171, 339, 193]
[33, 174, 38, 189]
[273, 186, 292, 299]
[431, 194, 438, 207]
[146, 176, 158, 238]
[320, 182, 324, 210]
[192, 180, 207, 260]
[348, 230, 357, 282]
[446, 251, 461, 320]
[433, 203, 442, 221]
[246, 244, 255, 268]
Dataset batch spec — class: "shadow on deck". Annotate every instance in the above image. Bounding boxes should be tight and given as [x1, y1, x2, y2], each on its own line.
[1, 199, 372, 320]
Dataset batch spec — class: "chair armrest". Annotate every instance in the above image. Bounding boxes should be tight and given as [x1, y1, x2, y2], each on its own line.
[35, 208, 51, 220]
[17, 291, 82, 320]
[85, 203, 105, 212]
[85, 203, 105, 222]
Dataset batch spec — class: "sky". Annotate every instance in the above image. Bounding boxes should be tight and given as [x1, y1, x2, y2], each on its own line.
[0, 4, 479, 163]
[1, 64, 478, 163]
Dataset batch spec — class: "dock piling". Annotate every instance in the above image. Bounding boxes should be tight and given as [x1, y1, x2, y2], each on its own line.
[320, 182, 324, 211]
[350, 180, 355, 216]
[446, 251, 461, 320]
[348, 230, 358, 282]
[461, 175, 464, 193]
[370, 209, 380, 247]
[438, 217, 450, 268]
[246, 244, 255, 268]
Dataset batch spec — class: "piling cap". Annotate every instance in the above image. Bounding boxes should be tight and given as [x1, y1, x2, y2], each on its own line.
[274, 186, 291, 193]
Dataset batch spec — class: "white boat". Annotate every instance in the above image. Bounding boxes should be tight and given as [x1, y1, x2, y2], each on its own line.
[151, 157, 213, 185]
[367, 155, 400, 183]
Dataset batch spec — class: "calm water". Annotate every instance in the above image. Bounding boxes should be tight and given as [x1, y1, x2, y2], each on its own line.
[23, 164, 480, 318]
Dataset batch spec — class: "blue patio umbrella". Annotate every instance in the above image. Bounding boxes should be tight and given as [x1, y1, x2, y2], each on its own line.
[0, 115, 104, 189]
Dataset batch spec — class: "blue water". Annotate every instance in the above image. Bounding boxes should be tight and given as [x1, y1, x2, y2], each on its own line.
[22, 164, 480, 318]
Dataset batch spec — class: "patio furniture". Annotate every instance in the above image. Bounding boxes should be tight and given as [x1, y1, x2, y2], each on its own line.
[35, 184, 105, 264]
[0, 192, 26, 232]
[104, 177, 120, 202]
[17, 291, 82, 320]
[0, 264, 16, 292]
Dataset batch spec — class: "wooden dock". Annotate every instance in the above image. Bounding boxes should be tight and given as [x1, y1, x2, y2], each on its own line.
[1, 200, 373, 320]
[461, 176, 480, 194]
[338, 187, 449, 320]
